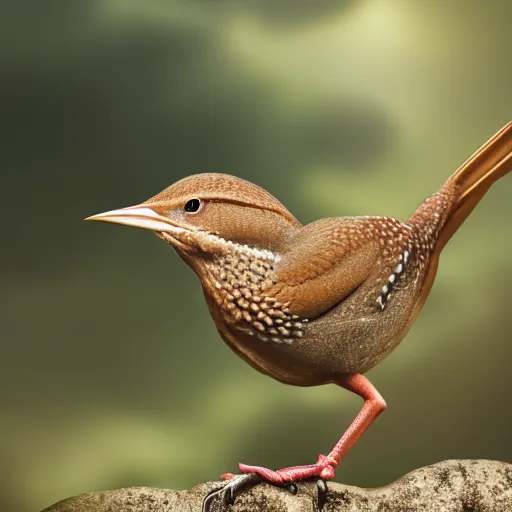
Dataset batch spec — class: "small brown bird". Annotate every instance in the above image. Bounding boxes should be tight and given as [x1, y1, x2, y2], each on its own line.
[87, 123, 512, 489]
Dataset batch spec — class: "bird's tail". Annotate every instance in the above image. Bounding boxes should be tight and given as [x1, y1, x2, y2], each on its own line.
[436, 122, 512, 250]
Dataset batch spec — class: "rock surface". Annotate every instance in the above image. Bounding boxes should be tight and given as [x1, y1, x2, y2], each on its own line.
[42, 459, 512, 512]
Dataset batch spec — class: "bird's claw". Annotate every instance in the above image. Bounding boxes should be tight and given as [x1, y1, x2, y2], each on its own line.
[202, 473, 262, 512]
[286, 481, 298, 495]
[316, 478, 329, 510]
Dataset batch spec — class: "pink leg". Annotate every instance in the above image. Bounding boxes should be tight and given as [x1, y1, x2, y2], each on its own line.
[230, 374, 386, 484]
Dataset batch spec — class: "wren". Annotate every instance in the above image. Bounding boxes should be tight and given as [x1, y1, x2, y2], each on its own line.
[87, 123, 512, 488]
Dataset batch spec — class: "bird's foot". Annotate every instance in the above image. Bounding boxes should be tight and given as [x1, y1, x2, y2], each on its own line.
[203, 456, 334, 510]
[203, 470, 330, 512]
[237, 454, 337, 483]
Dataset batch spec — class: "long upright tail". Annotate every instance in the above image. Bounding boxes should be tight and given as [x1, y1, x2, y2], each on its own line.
[404, 122, 512, 318]
[409, 122, 512, 252]
[440, 122, 512, 248]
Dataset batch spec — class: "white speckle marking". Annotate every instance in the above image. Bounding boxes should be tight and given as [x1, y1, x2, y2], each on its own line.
[201, 232, 280, 262]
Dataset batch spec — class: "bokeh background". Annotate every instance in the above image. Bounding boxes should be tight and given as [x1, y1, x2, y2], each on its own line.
[1, 1, 512, 510]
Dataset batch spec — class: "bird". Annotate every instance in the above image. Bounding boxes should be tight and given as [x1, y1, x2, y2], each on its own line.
[87, 122, 512, 491]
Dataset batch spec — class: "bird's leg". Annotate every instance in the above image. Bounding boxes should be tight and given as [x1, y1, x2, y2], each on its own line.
[324, 374, 387, 470]
[235, 374, 386, 483]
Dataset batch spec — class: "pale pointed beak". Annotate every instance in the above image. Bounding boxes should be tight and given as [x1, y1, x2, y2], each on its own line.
[85, 206, 187, 235]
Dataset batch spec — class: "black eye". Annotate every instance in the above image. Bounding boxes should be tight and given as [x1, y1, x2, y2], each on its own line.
[184, 198, 201, 213]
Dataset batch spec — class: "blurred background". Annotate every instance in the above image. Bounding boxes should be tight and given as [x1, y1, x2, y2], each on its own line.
[1, 1, 512, 510]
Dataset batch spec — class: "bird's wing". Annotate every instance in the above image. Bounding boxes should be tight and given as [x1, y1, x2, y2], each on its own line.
[267, 216, 409, 319]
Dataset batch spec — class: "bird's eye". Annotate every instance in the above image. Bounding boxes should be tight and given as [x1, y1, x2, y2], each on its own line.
[184, 198, 201, 213]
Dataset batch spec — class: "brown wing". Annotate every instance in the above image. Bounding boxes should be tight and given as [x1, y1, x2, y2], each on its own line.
[267, 216, 408, 319]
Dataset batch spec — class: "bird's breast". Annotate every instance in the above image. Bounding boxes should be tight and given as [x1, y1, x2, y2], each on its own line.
[201, 248, 308, 345]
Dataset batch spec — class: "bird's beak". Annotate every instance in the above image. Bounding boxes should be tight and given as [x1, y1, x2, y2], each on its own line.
[85, 206, 187, 235]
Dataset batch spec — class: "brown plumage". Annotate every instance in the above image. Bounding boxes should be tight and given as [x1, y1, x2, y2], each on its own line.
[86, 122, 512, 497]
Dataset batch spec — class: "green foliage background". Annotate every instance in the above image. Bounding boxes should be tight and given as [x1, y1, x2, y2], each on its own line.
[1, 1, 511, 510]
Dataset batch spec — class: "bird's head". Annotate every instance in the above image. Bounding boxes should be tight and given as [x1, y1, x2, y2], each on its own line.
[86, 173, 302, 265]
